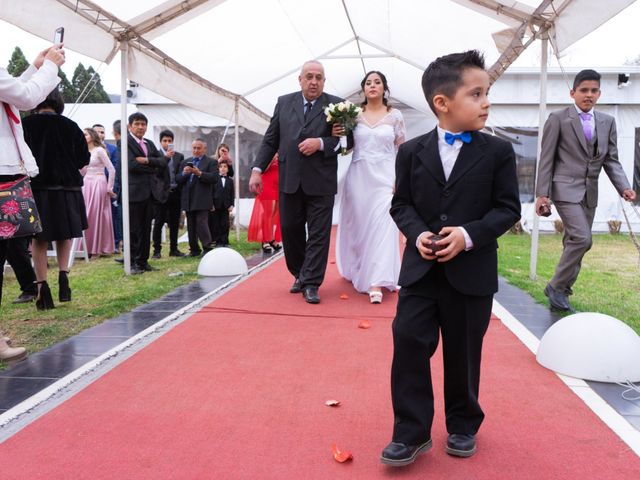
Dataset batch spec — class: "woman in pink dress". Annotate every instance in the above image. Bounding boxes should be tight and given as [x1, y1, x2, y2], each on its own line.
[81, 128, 115, 256]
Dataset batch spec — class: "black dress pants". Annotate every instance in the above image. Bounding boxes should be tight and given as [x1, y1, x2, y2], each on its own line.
[6, 237, 37, 295]
[186, 210, 212, 254]
[390, 265, 493, 445]
[210, 209, 230, 246]
[152, 190, 181, 253]
[279, 187, 334, 287]
[129, 199, 153, 267]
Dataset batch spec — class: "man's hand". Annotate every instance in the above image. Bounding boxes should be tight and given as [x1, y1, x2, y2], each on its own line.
[535, 196, 551, 217]
[417, 232, 438, 261]
[166, 147, 175, 157]
[183, 166, 193, 175]
[249, 171, 263, 195]
[192, 166, 202, 177]
[623, 188, 637, 202]
[135, 156, 148, 165]
[298, 138, 321, 156]
[434, 227, 466, 263]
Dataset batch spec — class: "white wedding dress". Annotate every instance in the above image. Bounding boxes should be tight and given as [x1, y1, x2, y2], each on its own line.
[336, 108, 406, 293]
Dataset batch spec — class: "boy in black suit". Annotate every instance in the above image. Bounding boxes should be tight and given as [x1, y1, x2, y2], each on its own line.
[211, 161, 234, 247]
[380, 51, 520, 466]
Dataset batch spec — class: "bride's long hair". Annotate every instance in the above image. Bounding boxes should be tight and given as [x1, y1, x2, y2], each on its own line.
[360, 71, 391, 111]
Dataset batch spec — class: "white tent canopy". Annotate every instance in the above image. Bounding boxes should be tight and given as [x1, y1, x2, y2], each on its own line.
[1, 0, 635, 127]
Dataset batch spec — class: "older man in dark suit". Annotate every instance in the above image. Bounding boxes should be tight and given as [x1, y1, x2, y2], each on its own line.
[176, 139, 217, 256]
[123, 112, 168, 274]
[249, 60, 351, 304]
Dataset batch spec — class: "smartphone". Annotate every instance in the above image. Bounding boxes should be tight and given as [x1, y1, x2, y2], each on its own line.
[186, 161, 194, 168]
[54, 27, 64, 44]
[168, 143, 174, 150]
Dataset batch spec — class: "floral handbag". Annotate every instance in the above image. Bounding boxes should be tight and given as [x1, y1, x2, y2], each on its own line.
[0, 102, 42, 239]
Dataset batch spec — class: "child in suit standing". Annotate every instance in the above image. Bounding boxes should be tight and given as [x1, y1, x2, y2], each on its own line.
[211, 161, 234, 247]
[380, 50, 521, 467]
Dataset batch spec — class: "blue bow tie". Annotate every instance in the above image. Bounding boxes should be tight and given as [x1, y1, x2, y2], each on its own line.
[444, 131, 472, 145]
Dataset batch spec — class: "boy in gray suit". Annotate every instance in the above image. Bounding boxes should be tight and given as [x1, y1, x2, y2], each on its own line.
[535, 69, 636, 312]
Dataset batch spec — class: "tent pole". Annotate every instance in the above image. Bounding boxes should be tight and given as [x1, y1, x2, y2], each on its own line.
[120, 41, 131, 275]
[234, 99, 240, 243]
[529, 35, 549, 280]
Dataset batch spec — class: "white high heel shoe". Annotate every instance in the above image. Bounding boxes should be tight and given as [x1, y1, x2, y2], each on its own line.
[369, 291, 383, 304]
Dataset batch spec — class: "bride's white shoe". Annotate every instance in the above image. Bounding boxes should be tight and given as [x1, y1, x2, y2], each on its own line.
[369, 291, 383, 304]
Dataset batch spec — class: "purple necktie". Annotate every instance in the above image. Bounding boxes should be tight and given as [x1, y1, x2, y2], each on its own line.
[579, 112, 593, 142]
[138, 139, 148, 156]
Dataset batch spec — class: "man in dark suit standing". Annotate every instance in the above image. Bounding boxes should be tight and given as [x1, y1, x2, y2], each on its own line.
[124, 112, 168, 274]
[176, 139, 217, 256]
[152, 129, 186, 258]
[249, 60, 350, 304]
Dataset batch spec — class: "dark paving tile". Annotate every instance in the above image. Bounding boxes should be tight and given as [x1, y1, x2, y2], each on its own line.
[108, 311, 170, 324]
[76, 321, 155, 338]
[0, 353, 92, 380]
[586, 381, 640, 416]
[160, 287, 209, 301]
[0, 377, 58, 410]
[624, 415, 640, 430]
[39, 336, 127, 357]
[132, 300, 192, 313]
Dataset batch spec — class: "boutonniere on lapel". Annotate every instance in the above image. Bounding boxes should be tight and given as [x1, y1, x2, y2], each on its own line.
[324, 101, 361, 155]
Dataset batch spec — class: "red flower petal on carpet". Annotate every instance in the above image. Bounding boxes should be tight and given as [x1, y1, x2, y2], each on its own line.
[339, 294, 349, 300]
[358, 320, 371, 329]
[331, 443, 353, 463]
[325, 399, 340, 407]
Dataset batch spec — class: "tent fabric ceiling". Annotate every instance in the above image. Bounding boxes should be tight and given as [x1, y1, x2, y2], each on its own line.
[0, 0, 635, 134]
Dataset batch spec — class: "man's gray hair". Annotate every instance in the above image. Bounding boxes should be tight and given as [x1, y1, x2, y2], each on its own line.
[300, 60, 324, 75]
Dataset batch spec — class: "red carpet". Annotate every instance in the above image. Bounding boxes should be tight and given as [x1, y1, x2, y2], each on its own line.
[0, 254, 639, 479]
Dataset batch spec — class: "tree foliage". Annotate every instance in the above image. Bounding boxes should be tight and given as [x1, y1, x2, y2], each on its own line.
[7, 47, 29, 77]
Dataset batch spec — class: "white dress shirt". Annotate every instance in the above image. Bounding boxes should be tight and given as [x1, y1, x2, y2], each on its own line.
[416, 126, 474, 251]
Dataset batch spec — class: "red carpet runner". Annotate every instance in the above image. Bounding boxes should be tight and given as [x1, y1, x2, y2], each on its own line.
[0, 255, 638, 479]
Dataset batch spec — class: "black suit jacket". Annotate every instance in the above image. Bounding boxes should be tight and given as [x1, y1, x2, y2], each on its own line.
[157, 151, 185, 201]
[390, 129, 521, 296]
[253, 91, 351, 196]
[176, 155, 217, 211]
[213, 176, 234, 210]
[125, 133, 168, 203]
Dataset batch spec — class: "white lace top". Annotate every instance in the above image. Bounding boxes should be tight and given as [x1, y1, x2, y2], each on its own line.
[351, 108, 406, 164]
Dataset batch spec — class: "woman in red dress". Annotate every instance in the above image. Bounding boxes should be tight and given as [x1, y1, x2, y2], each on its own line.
[247, 154, 281, 253]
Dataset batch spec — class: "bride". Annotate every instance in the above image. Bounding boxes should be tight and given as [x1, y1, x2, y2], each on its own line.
[334, 71, 406, 303]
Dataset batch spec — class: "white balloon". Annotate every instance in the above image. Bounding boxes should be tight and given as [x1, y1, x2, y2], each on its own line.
[537, 312, 640, 382]
[197, 248, 248, 277]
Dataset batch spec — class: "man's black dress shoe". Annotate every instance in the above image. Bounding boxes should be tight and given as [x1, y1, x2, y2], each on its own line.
[114, 257, 124, 264]
[380, 439, 432, 466]
[141, 263, 156, 272]
[151, 251, 161, 259]
[130, 265, 145, 275]
[169, 250, 186, 257]
[12, 292, 37, 304]
[445, 434, 476, 458]
[544, 284, 573, 311]
[302, 286, 320, 304]
[290, 278, 302, 294]
[189, 251, 202, 257]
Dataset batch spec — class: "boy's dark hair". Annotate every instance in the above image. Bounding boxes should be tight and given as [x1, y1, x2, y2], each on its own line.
[92, 123, 105, 129]
[35, 87, 65, 115]
[572, 69, 601, 90]
[128, 112, 148, 125]
[159, 129, 174, 141]
[421, 50, 485, 114]
[112, 119, 121, 133]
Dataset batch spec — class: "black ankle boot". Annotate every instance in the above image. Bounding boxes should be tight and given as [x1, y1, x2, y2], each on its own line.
[58, 270, 71, 302]
[35, 281, 55, 311]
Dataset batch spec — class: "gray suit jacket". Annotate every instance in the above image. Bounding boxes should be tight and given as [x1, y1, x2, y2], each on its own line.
[536, 106, 630, 208]
[253, 91, 349, 196]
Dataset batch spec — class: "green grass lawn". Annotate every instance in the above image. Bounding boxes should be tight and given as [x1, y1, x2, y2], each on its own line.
[0, 229, 260, 365]
[498, 232, 640, 334]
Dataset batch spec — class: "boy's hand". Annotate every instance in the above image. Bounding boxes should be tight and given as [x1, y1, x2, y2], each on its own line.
[623, 188, 637, 202]
[417, 232, 438, 261]
[434, 227, 466, 263]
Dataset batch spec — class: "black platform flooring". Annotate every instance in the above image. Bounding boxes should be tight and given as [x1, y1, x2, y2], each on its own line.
[0, 252, 268, 414]
[495, 277, 640, 433]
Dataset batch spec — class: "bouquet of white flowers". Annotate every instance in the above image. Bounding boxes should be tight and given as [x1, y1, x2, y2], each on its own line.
[324, 100, 362, 155]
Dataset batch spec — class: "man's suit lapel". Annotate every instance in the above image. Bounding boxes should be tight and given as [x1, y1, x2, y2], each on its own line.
[446, 131, 486, 187]
[568, 107, 590, 156]
[417, 129, 446, 186]
[595, 112, 607, 156]
[292, 93, 304, 125]
[128, 134, 144, 156]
